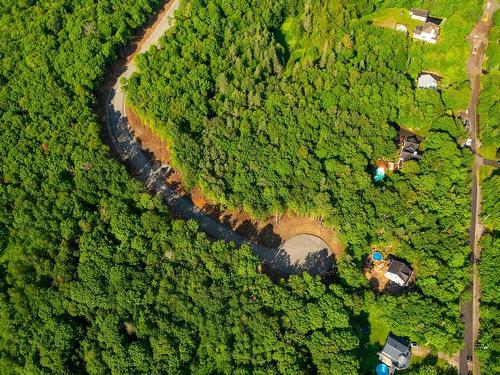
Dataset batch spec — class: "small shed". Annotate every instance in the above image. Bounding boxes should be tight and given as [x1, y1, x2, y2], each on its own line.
[378, 334, 412, 370]
[409, 8, 429, 22]
[417, 73, 440, 89]
[384, 259, 413, 287]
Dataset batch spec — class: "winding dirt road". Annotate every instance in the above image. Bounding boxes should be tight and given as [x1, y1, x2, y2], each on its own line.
[104, 0, 334, 276]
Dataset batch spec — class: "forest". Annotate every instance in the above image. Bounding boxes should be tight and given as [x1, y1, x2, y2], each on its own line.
[0, 0, 491, 373]
[127, 0, 473, 358]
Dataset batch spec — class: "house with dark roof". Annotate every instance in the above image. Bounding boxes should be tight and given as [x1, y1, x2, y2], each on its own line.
[413, 22, 440, 43]
[409, 8, 429, 22]
[378, 334, 413, 371]
[385, 259, 413, 287]
[398, 129, 423, 165]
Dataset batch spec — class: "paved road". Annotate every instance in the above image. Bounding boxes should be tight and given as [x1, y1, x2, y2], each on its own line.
[481, 158, 499, 167]
[104, 0, 333, 276]
[459, 2, 499, 374]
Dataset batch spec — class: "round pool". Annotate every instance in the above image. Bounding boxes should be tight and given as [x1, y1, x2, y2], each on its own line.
[376, 363, 390, 375]
[372, 251, 383, 262]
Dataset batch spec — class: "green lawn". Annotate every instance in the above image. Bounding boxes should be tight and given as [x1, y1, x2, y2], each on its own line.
[369, 313, 390, 345]
[479, 165, 496, 182]
[368, 7, 424, 32]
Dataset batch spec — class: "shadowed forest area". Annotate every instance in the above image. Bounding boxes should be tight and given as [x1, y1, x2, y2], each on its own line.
[0, 0, 494, 374]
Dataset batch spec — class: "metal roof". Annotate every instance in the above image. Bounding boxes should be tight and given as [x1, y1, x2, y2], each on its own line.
[379, 334, 412, 370]
[410, 8, 429, 18]
[386, 260, 413, 283]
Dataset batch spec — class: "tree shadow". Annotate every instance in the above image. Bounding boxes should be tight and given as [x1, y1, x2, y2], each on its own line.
[256, 223, 282, 248]
[262, 246, 334, 278]
[271, 27, 290, 67]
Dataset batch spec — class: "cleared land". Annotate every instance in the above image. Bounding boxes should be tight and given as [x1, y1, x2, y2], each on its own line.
[368, 3, 483, 85]
[369, 7, 424, 31]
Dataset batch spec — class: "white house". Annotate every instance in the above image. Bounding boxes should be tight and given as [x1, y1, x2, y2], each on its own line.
[409, 8, 429, 22]
[378, 334, 413, 371]
[413, 22, 440, 43]
[417, 73, 439, 89]
[384, 259, 413, 287]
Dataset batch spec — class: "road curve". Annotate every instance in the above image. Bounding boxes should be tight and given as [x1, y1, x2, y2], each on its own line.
[104, 0, 333, 276]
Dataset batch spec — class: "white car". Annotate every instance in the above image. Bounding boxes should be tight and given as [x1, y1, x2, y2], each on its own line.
[465, 138, 473, 148]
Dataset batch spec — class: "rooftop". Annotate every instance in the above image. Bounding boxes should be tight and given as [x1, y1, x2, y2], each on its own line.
[386, 259, 413, 284]
[410, 8, 429, 18]
[414, 22, 440, 36]
[378, 334, 412, 370]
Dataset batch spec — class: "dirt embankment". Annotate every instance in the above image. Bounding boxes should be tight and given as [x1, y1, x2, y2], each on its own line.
[125, 105, 343, 257]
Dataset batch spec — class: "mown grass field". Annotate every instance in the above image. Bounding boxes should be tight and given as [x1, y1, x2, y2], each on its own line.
[368, 7, 424, 31]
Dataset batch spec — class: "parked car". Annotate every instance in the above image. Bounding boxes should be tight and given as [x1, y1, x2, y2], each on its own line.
[465, 138, 473, 148]
[467, 355, 473, 374]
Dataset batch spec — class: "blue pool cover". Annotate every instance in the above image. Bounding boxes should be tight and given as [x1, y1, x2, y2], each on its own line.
[376, 363, 390, 375]
[373, 167, 385, 182]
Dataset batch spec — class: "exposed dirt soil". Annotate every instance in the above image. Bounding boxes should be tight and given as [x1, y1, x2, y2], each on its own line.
[125, 105, 344, 258]
[126, 107, 171, 163]
[365, 260, 390, 292]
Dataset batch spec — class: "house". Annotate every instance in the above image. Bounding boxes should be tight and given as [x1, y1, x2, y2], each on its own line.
[384, 259, 413, 287]
[398, 129, 423, 165]
[378, 334, 413, 371]
[413, 22, 440, 43]
[417, 73, 439, 89]
[409, 8, 429, 21]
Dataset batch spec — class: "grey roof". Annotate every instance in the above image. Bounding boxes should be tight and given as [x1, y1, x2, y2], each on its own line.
[414, 22, 440, 36]
[379, 334, 412, 370]
[399, 135, 422, 162]
[410, 8, 429, 18]
[387, 260, 413, 284]
[399, 132, 423, 163]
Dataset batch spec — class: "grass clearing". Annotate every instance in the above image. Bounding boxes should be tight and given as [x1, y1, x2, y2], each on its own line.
[479, 165, 495, 182]
[368, 7, 424, 31]
[369, 313, 390, 345]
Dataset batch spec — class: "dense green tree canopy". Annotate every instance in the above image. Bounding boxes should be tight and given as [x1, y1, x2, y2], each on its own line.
[0, 0, 484, 373]
[0, 1, 360, 373]
[127, 0, 472, 354]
